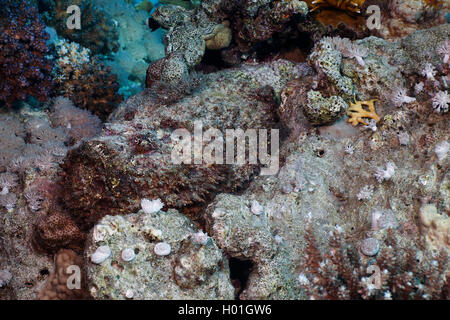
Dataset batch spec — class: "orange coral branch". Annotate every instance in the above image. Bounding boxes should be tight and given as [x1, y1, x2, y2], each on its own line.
[309, 0, 366, 14]
[346, 98, 380, 126]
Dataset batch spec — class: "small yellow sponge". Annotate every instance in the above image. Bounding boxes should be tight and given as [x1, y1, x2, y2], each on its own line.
[346, 99, 380, 126]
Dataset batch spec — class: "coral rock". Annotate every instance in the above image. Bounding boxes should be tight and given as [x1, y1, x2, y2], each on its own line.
[35, 209, 86, 253]
[61, 61, 298, 229]
[419, 204, 449, 251]
[85, 209, 234, 299]
[37, 249, 88, 300]
[304, 90, 348, 125]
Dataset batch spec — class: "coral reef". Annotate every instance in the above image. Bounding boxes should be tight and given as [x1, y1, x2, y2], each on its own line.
[39, 0, 119, 55]
[0, 100, 102, 299]
[151, 4, 231, 69]
[150, 0, 309, 83]
[85, 209, 234, 299]
[298, 228, 449, 299]
[372, 0, 449, 39]
[308, 37, 354, 98]
[204, 121, 448, 299]
[53, 40, 123, 120]
[0, 0, 449, 302]
[0, 0, 53, 107]
[60, 60, 301, 230]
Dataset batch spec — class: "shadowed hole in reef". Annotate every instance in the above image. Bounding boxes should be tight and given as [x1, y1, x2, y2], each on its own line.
[254, 30, 314, 63]
[196, 49, 231, 74]
[196, 20, 314, 73]
[39, 269, 49, 277]
[229, 258, 254, 299]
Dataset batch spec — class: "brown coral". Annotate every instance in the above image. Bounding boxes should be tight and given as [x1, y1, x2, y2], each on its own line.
[233, 0, 309, 50]
[0, 0, 53, 106]
[309, 0, 366, 13]
[299, 227, 449, 300]
[54, 57, 123, 121]
[35, 209, 86, 253]
[37, 249, 88, 300]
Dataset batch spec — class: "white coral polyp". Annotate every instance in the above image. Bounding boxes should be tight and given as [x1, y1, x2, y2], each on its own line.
[421, 63, 436, 81]
[357, 185, 374, 201]
[431, 90, 449, 113]
[250, 200, 264, 215]
[435, 141, 449, 162]
[192, 231, 209, 245]
[121, 248, 136, 262]
[325, 36, 368, 66]
[392, 88, 416, 107]
[154, 242, 171, 256]
[374, 162, 396, 182]
[141, 198, 164, 214]
[437, 41, 449, 64]
[91, 246, 111, 264]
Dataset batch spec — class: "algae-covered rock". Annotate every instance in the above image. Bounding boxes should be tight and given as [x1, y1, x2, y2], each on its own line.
[304, 90, 348, 125]
[85, 209, 234, 300]
[61, 60, 303, 229]
[205, 119, 449, 299]
[308, 39, 354, 99]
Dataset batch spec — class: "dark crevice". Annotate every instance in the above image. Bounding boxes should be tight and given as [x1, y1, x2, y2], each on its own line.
[229, 257, 254, 299]
[196, 49, 231, 74]
[196, 19, 314, 73]
[254, 30, 314, 63]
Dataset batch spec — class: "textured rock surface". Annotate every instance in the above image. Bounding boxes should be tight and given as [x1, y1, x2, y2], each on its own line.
[0, 102, 102, 299]
[205, 121, 449, 298]
[304, 90, 348, 125]
[419, 204, 449, 251]
[61, 60, 303, 229]
[37, 249, 88, 300]
[85, 209, 234, 299]
[1, 3, 449, 300]
[0, 206, 53, 300]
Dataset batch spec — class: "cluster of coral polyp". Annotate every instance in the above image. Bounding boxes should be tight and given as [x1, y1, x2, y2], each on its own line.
[0, 0, 53, 106]
[51, 40, 124, 120]
[56, 58, 123, 121]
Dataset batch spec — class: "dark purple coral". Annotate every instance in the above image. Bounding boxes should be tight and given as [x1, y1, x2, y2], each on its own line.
[0, 0, 53, 106]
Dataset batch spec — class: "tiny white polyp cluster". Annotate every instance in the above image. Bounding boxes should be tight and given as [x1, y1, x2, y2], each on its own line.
[141, 198, 164, 214]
